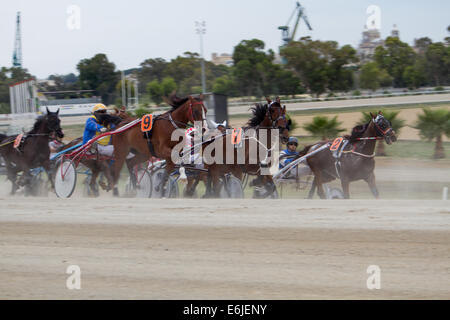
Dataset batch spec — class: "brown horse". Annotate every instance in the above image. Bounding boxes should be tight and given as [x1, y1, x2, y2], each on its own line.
[112, 94, 208, 196]
[202, 97, 290, 198]
[302, 111, 397, 199]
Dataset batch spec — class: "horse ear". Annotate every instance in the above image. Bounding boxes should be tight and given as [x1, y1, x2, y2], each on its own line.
[370, 112, 375, 119]
[283, 105, 286, 113]
[46, 107, 50, 115]
[265, 97, 272, 104]
[56, 109, 60, 116]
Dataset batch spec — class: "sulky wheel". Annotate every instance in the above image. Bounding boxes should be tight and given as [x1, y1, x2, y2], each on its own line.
[135, 169, 153, 198]
[55, 160, 77, 199]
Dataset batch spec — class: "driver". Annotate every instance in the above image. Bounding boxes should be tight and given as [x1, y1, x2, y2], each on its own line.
[83, 104, 115, 157]
[279, 137, 312, 179]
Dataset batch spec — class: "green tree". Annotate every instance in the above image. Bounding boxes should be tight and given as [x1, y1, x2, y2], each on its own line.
[232, 39, 275, 97]
[374, 37, 416, 87]
[360, 62, 381, 92]
[414, 108, 450, 159]
[360, 110, 406, 156]
[161, 77, 177, 97]
[138, 58, 168, 92]
[403, 61, 426, 89]
[212, 75, 237, 96]
[425, 42, 449, 86]
[281, 38, 357, 96]
[147, 80, 164, 105]
[303, 116, 345, 140]
[414, 37, 432, 55]
[77, 54, 119, 104]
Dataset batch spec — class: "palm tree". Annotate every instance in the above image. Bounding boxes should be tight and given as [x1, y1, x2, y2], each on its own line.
[303, 116, 345, 141]
[414, 108, 450, 159]
[360, 109, 406, 156]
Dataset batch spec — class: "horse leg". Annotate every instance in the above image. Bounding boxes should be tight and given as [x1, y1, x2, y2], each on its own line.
[340, 178, 351, 199]
[313, 173, 327, 200]
[100, 161, 114, 192]
[112, 145, 130, 197]
[161, 161, 175, 197]
[365, 172, 379, 199]
[89, 165, 100, 197]
[261, 175, 276, 198]
[6, 166, 19, 195]
[308, 177, 317, 199]
[43, 159, 54, 191]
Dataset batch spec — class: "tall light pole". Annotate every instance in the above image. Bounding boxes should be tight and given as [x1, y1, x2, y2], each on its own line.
[195, 21, 207, 94]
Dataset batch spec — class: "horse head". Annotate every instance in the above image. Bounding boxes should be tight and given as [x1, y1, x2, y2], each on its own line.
[187, 95, 208, 131]
[265, 97, 290, 144]
[46, 107, 64, 139]
[370, 111, 397, 145]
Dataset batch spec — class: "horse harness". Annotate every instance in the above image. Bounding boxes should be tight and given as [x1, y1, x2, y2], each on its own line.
[143, 101, 208, 158]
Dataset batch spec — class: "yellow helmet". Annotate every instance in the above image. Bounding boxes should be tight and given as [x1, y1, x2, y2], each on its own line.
[92, 104, 107, 113]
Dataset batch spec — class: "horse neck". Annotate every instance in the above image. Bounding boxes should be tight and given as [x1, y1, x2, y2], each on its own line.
[259, 115, 273, 128]
[357, 121, 377, 154]
[254, 115, 274, 149]
[170, 103, 190, 128]
[30, 119, 49, 135]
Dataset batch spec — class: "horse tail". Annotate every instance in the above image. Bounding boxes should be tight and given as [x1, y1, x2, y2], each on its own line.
[0, 134, 8, 144]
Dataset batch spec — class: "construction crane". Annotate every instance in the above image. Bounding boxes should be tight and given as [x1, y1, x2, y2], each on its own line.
[278, 2, 312, 47]
[12, 12, 22, 68]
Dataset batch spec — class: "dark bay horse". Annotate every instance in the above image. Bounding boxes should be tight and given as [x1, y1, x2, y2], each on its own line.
[112, 94, 208, 196]
[301, 112, 397, 199]
[202, 97, 290, 198]
[0, 108, 64, 195]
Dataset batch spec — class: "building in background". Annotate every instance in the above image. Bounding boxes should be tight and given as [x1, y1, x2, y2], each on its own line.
[211, 53, 233, 67]
[358, 25, 384, 63]
[358, 24, 400, 63]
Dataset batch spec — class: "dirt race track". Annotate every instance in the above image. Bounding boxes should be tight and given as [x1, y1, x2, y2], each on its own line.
[0, 198, 449, 300]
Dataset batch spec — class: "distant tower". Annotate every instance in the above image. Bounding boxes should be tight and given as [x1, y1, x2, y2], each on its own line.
[391, 24, 400, 38]
[12, 12, 22, 68]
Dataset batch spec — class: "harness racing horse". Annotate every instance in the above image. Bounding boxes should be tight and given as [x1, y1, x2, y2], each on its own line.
[301, 111, 397, 199]
[203, 97, 290, 198]
[57, 113, 126, 196]
[112, 94, 208, 196]
[0, 108, 64, 195]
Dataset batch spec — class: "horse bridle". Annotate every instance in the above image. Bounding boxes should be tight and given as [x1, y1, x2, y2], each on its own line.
[168, 101, 208, 129]
[265, 102, 287, 130]
[373, 116, 393, 137]
[187, 101, 208, 124]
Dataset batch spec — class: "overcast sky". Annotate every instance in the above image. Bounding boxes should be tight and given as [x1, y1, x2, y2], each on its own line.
[1, 0, 448, 78]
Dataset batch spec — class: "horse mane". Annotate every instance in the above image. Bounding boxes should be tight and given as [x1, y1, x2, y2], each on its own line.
[29, 116, 46, 134]
[164, 93, 190, 111]
[346, 122, 370, 142]
[248, 103, 269, 127]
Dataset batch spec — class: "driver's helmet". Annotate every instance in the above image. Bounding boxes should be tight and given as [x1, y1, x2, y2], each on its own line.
[287, 137, 298, 146]
[92, 104, 107, 114]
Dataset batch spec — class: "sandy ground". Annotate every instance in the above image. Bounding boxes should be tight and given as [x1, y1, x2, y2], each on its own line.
[0, 197, 449, 300]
